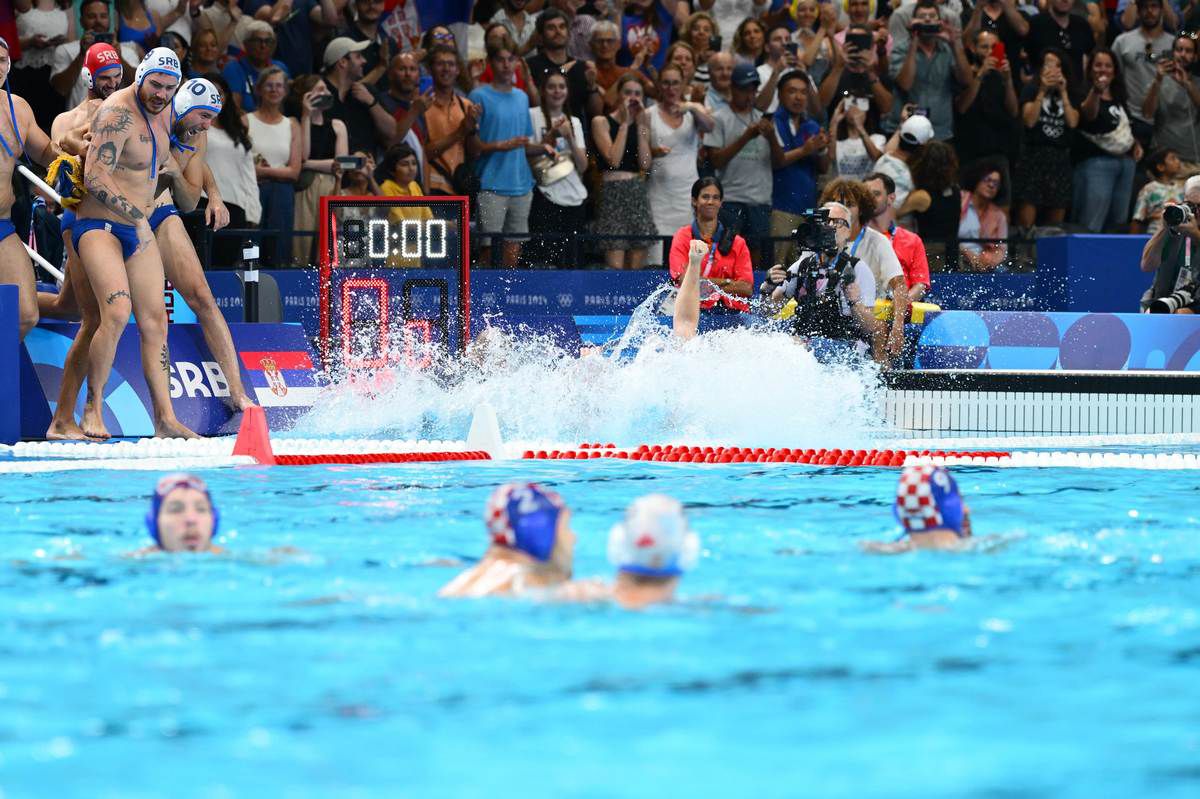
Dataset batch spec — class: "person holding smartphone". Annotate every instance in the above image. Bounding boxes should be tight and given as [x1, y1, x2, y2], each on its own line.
[887, 0, 971, 141]
[15, 0, 72, 130]
[819, 24, 893, 118]
[290, 74, 347, 264]
[50, 0, 141, 110]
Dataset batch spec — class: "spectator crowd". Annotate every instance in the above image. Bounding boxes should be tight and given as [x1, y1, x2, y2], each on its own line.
[10, 0, 1200, 272]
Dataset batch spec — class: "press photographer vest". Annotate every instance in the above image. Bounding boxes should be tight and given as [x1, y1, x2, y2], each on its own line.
[787, 250, 863, 342]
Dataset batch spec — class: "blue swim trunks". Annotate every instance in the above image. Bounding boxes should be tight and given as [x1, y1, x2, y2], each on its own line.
[0, 218, 15, 242]
[74, 218, 140, 261]
[60, 209, 76, 236]
[149, 203, 179, 233]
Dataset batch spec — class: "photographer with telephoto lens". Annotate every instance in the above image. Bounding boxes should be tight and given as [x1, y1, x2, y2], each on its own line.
[1139, 175, 1200, 313]
[759, 202, 879, 353]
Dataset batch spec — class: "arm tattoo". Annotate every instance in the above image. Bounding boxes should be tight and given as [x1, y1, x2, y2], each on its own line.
[105, 290, 130, 305]
[96, 142, 117, 168]
[160, 344, 170, 374]
[92, 107, 133, 137]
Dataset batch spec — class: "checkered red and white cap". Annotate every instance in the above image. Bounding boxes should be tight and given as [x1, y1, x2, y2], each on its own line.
[894, 465, 964, 534]
[484, 483, 565, 561]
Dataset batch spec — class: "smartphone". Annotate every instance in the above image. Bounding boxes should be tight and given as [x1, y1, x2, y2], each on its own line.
[785, 42, 800, 57]
[94, 31, 114, 44]
[709, 35, 723, 52]
[914, 22, 942, 35]
[992, 40, 1006, 62]
[912, 106, 930, 117]
[1148, 50, 1172, 64]
[312, 93, 334, 110]
[846, 32, 872, 52]
[852, 96, 870, 112]
[336, 155, 365, 170]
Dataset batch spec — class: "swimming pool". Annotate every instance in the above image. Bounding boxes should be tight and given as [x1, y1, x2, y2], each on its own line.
[2, 457, 1197, 798]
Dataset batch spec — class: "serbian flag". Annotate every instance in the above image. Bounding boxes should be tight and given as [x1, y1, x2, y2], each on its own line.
[240, 350, 319, 408]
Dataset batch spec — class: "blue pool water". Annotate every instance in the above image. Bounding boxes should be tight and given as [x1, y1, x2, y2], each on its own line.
[2, 459, 1198, 798]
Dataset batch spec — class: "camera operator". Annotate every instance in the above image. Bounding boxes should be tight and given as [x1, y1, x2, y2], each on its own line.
[1140, 175, 1200, 313]
[759, 202, 879, 354]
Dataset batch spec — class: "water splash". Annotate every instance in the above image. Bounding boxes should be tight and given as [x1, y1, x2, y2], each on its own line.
[298, 290, 887, 448]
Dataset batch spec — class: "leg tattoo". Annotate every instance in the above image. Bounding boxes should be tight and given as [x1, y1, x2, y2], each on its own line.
[105, 290, 130, 305]
[160, 344, 169, 374]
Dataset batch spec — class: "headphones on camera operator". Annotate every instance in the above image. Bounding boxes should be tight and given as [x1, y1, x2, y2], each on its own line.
[760, 206, 864, 341]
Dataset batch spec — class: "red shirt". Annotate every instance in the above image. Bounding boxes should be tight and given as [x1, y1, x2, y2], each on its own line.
[668, 225, 754, 312]
[881, 223, 930, 290]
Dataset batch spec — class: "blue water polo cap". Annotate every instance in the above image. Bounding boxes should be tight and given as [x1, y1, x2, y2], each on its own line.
[484, 483, 565, 562]
[145, 472, 220, 546]
[894, 465, 965, 536]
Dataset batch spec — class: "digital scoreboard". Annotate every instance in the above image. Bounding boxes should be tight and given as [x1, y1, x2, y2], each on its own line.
[318, 196, 470, 371]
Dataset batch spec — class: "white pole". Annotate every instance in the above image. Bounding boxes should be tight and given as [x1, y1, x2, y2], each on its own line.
[25, 244, 64, 282]
[18, 164, 63, 206]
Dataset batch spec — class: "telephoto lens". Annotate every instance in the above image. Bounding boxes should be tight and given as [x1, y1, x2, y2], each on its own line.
[1149, 287, 1196, 313]
[1163, 203, 1193, 228]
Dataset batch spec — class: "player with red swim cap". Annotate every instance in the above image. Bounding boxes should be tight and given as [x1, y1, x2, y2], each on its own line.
[863, 465, 974, 553]
[439, 483, 577, 597]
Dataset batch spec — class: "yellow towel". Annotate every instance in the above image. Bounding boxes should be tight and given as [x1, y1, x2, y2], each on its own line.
[45, 154, 85, 209]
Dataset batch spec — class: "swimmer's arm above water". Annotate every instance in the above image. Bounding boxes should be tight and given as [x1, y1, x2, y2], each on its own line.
[83, 106, 147, 224]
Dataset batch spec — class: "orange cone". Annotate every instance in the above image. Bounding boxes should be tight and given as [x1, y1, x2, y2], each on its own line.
[232, 406, 276, 465]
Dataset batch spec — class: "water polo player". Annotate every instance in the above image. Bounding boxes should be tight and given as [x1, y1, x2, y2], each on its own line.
[139, 473, 223, 554]
[439, 483, 577, 597]
[863, 464, 974, 553]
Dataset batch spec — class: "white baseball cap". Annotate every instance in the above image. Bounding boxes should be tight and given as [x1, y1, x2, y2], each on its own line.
[323, 37, 371, 69]
[900, 114, 934, 146]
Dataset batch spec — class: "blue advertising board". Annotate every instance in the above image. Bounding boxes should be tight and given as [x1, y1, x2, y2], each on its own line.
[914, 311, 1200, 371]
[23, 323, 318, 438]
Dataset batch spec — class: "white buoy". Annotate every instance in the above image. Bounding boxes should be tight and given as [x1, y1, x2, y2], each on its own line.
[467, 402, 505, 460]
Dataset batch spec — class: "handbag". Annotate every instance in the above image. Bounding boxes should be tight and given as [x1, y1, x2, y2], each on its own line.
[1082, 104, 1135, 156]
[531, 151, 577, 186]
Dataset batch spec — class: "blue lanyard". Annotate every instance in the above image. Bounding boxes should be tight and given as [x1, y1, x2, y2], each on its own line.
[0, 85, 25, 160]
[135, 94, 158, 180]
[849, 226, 867, 257]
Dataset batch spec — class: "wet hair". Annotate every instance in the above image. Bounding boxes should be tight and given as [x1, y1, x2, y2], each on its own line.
[691, 176, 724, 200]
[203, 72, 252, 151]
[820, 178, 876, 222]
[960, 158, 1008, 205]
[865, 172, 896, 195]
[910, 141, 959, 196]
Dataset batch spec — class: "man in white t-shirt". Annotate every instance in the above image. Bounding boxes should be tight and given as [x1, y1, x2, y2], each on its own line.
[820, 177, 912, 363]
[872, 113, 931, 218]
[49, 0, 140, 110]
[704, 63, 774, 266]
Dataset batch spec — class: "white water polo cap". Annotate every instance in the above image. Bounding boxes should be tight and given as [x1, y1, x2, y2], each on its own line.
[174, 78, 222, 120]
[608, 494, 699, 577]
[135, 47, 182, 88]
